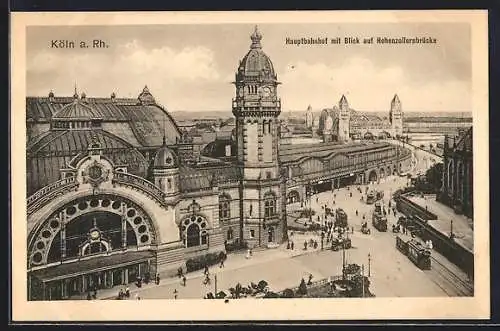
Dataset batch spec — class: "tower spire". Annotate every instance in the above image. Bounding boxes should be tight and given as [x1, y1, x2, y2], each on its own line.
[73, 82, 78, 99]
[162, 118, 166, 146]
[250, 25, 262, 49]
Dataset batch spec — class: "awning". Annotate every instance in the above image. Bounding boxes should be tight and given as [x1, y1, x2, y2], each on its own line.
[29, 251, 155, 283]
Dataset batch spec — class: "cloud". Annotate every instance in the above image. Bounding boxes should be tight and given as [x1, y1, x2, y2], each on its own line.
[27, 45, 470, 112]
[279, 57, 471, 112]
[27, 41, 226, 110]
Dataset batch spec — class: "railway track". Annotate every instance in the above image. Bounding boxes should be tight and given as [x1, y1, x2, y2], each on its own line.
[425, 256, 473, 297]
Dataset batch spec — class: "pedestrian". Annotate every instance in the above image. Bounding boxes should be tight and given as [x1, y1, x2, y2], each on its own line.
[349, 192, 352, 198]
[220, 258, 225, 268]
[287, 241, 290, 249]
[204, 265, 209, 275]
[351, 226, 354, 234]
[135, 293, 140, 300]
[125, 287, 130, 298]
[304, 241, 308, 250]
[174, 289, 178, 299]
[291, 241, 294, 250]
[355, 210, 358, 216]
[118, 288, 124, 299]
[182, 275, 187, 286]
[203, 274, 211, 286]
[308, 273, 313, 285]
[156, 273, 161, 285]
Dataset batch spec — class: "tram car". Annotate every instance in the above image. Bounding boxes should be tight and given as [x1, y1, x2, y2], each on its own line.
[395, 236, 431, 270]
[334, 208, 348, 228]
[366, 190, 384, 204]
[371, 202, 387, 232]
[372, 214, 388, 232]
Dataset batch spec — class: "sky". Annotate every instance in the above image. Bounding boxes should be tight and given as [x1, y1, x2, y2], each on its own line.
[26, 23, 472, 112]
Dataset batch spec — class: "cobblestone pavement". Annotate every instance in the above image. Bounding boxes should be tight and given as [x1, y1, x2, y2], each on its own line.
[98, 172, 470, 300]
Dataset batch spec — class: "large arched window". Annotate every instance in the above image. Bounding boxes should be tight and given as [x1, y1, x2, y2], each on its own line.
[186, 224, 200, 248]
[181, 215, 208, 248]
[264, 192, 277, 218]
[219, 194, 231, 221]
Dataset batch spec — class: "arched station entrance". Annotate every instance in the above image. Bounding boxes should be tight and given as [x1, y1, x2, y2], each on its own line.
[287, 190, 300, 204]
[28, 194, 158, 301]
[368, 170, 378, 183]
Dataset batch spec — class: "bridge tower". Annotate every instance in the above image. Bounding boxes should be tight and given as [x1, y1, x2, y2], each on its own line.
[390, 94, 404, 137]
[232, 26, 285, 247]
[338, 94, 350, 143]
[305, 105, 313, 129]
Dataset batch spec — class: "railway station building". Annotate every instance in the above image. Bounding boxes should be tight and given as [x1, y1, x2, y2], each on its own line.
[25, 26, 412, 300]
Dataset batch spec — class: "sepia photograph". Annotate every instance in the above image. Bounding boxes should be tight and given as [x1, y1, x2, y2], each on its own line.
[11, 10, 489, 321]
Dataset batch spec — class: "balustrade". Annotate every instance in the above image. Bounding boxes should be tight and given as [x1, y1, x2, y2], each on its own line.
[112, 172, 167, 205]
[27, 177, 78, 214]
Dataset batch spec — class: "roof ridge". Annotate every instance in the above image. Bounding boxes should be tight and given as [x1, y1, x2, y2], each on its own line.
[30, 130, 69, 155]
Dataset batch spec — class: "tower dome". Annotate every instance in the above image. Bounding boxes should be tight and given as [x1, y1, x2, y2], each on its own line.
[237, 26, 276, 80]
[153, 138, 178, 168]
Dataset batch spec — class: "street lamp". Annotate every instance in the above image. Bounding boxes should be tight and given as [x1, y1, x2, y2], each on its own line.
[450, 219, 454, 239]
[368, 253, 371, 277]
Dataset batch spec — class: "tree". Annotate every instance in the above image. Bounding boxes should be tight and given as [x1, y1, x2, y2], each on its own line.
[257, 280, 268, 292]
[281, 288, 295, 298]
[425, 162, 444, 192]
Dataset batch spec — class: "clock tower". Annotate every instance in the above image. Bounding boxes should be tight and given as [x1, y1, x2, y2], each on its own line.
[232, 26, 285, 248]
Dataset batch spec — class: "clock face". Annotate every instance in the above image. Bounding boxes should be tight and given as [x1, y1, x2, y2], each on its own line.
[262, 87, 271, 97]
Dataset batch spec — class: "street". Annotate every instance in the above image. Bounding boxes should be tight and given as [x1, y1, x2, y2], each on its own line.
[104, 153, 471, 300]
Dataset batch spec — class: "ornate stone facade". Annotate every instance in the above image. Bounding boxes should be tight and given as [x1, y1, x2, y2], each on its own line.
[439, 127, 473, 218]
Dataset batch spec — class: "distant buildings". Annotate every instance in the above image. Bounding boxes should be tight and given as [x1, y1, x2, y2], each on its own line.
[305, 94, 404, 143]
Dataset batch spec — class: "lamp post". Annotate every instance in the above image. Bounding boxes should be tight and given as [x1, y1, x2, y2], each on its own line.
[214, 274, 218, 296]
[450, 219, 454, 239]
[368, 253, 371, 277]
[308, 181, 313, 225]
[361, 264, 365, 298]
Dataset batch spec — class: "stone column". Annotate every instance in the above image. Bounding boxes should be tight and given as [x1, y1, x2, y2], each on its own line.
[61, 280, 65, 299]
[60, 211, 67, 260]
[121, 203, 127, 249]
